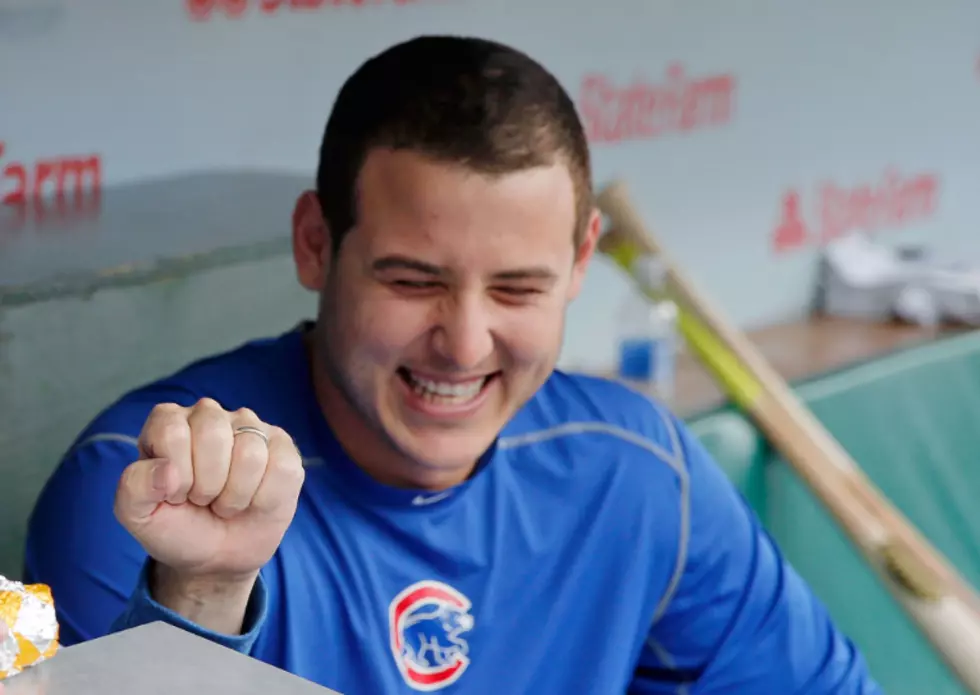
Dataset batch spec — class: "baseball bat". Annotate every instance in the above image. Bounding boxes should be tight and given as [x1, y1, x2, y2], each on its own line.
[595, 179, 980, 693]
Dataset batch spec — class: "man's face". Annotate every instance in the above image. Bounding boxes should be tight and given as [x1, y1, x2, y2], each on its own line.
[299, 148, 599, 483]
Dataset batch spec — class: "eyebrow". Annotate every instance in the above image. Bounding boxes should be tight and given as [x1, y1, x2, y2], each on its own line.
[371, 255, 443, 275]
[371, 255, 558, 282]
[490, 267, 558, 282]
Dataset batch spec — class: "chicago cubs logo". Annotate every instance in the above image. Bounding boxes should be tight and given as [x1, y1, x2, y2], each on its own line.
[388, 580, 474, 691]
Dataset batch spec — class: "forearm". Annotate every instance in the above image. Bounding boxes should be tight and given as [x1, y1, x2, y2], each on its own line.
[110, 559, 268, 654]
[150, 563, 255, 636]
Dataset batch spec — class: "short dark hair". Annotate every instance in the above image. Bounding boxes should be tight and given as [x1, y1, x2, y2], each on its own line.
[316, 35, 592, 253]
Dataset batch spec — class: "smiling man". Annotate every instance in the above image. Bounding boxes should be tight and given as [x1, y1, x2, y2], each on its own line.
[24, 35, 881, 694]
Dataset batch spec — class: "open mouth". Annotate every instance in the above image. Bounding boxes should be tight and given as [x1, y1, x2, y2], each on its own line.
[397, 368, 499, 407]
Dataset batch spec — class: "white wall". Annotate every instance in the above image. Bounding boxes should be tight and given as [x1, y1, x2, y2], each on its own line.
[3, 0, 980, 370]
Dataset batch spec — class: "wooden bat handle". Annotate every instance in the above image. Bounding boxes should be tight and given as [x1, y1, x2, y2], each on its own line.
[597, 180, 974, 598]
[596, 184, 661, 256]
[595, 179, 980, 692]
[598, 181, 793, 401]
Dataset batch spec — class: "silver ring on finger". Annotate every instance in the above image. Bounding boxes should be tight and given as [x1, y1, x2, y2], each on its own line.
[233, 425, 269, 445]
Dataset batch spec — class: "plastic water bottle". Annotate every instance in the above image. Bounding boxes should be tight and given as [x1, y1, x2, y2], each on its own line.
[616, 255, 679, 403]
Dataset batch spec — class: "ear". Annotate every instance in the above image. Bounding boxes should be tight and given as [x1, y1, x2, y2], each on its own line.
[292, 190, 332, 292]
[567, 207, 602, 301]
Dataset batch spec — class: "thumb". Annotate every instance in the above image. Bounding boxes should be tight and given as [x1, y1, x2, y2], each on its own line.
[114, 458, 177, 525]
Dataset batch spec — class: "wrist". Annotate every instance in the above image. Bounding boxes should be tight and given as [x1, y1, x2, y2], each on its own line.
[149, 561, 258, 635]
[151, 562, 258, 599]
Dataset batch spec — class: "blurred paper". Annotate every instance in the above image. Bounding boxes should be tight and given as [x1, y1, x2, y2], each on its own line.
[817, 233, 980, 326]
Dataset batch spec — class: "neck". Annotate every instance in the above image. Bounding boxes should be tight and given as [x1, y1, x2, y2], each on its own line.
[302, 326, 474, 492]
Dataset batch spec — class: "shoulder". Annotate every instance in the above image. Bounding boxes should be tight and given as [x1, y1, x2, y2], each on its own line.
[500, 371, 706, 615]
[506, 369, 682, 445]
[502, 370, 688, 475]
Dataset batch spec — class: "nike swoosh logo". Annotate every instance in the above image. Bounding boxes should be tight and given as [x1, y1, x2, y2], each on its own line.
[412, 491, 454, 506]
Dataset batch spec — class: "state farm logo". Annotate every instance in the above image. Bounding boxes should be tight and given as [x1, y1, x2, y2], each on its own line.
[772, 168, 939, 254]
[0, 141, 102, 233]
[186, 0, 418, 19]
[579, 64, 735, 144]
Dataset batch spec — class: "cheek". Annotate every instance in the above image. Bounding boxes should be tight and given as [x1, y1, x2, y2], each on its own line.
[498, 303, 566, 363]
[349, 296, 432, 365]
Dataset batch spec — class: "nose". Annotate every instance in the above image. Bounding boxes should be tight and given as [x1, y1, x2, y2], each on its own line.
[431, 294, 494, 370]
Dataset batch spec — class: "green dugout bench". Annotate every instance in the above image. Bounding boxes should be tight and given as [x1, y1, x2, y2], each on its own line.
[689, 328, 980, 695]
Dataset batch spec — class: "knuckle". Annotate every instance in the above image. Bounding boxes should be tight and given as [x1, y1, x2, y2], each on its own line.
[271, 445, 302, 474]
[156, 419, 191, 448]
[268, 425, 293, 445]
[188, 410, 233, 443]
[194, 417, 232, 446]
[187, 463, 228, 503]
[265, 450, 288, 473]
[293, 465, 307, 485]
[188, 477, 224, 503]
[187, 479, 219, 499]
[189, 404, 231, 431]
[234, 446, 267, 475]
[187, 489, 217, 506]
[234, 406, 258, 421]
[173, 481, 193, 502]
[273, 426, 301, 451]
[194, 397, 224, 412]
[272, 454, 306, 484]
[151, 402, 184, 417]
[212, 497, 248, 518]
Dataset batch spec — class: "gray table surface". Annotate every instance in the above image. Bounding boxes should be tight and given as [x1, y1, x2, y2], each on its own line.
[2, 622, 341, 694]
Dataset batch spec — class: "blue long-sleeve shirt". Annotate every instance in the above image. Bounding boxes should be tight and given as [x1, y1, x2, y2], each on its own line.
[25, 325, 880, 693]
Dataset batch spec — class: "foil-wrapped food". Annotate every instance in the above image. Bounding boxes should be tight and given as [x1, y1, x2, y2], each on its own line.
[0, 576, 59, 680]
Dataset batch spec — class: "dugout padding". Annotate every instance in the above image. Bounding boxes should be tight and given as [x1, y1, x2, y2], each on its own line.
[689, 328, 980, 695]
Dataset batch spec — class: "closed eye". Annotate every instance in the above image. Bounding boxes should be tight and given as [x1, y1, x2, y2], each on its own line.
[494, 287, 543, 296]
[392, 280, 441, 289]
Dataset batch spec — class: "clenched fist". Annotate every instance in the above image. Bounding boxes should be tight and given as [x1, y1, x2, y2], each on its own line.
[114, 398, 305, 585]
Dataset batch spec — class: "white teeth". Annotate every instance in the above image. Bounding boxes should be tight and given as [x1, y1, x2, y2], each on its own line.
[405, 372, 487, 404]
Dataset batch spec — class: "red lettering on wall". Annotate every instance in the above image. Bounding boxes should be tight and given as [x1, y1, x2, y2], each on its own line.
[772, 169, 939, 254]
[0, 142, 102, 236]
[188, 0, 416, 19]
[579, 64, 736, 144]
